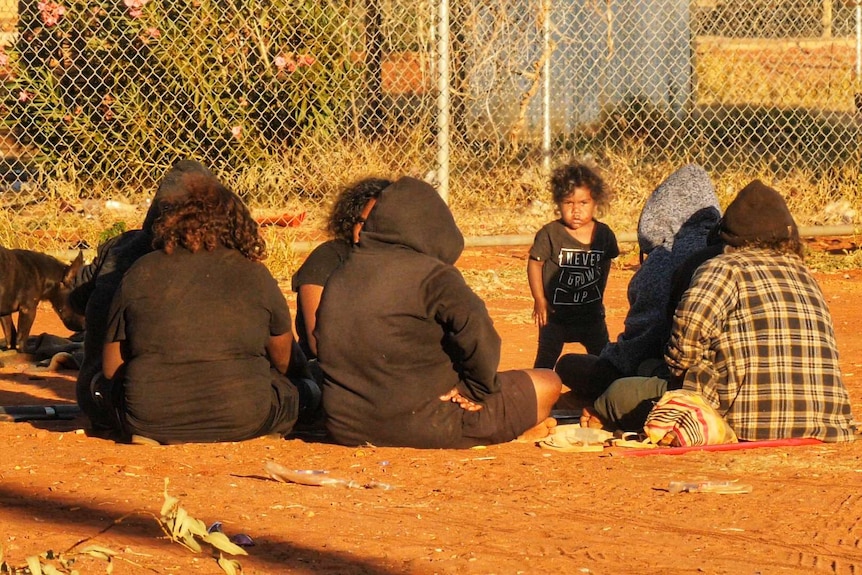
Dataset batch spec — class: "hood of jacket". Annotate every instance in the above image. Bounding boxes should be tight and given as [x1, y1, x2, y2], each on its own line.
[359, 176, 464, 264]
[637, 164, 720, 255]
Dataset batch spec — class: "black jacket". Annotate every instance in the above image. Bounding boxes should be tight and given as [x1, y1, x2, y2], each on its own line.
[316, 177, 502, 447]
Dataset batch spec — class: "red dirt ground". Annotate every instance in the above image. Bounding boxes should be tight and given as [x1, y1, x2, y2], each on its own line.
[1, 245, 861, 575]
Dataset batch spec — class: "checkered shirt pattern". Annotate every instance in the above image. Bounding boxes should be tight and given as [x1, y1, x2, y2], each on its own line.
[665, 249, 855, 442]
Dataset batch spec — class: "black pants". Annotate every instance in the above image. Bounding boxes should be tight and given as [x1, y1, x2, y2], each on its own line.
[534, 317, 609, 369]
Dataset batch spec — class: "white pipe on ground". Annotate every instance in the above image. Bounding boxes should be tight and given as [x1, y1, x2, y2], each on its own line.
[285, 224, 861, 253]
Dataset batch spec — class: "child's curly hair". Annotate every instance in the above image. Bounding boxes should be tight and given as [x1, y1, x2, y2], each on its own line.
[550, 161, 611, 212]
[327, 177, 393, 241]
[152, 172, 266, 261]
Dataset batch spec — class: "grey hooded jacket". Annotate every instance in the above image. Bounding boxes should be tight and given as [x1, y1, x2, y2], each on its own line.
[599, 164, 721, 375]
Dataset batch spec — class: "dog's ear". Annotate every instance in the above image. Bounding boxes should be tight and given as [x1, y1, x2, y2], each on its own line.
[64, 251, 85, 284]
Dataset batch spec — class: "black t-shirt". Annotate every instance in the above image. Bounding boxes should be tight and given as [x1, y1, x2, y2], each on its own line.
[529, 219, 619, 322]
[106, 246, 294, 443]
[290, 239, 351, 358]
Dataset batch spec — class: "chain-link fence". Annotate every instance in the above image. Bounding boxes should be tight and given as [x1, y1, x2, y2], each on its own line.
[0, 0, 859, 257]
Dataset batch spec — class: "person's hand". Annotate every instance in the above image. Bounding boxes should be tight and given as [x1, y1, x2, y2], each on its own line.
[532, 299, 549, 327]
[439, 387, 484, 411]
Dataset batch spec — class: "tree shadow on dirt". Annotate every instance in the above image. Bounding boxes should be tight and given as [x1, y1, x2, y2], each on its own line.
[0, 370, 77, 406]
[0, 484, 404, 574]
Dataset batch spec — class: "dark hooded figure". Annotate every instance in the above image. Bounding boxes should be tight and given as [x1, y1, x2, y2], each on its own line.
[315, 177, 561, 448]
[72, 160, 220, 432]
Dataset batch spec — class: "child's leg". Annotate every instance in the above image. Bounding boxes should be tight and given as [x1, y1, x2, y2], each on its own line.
[533, 322, 566, 369]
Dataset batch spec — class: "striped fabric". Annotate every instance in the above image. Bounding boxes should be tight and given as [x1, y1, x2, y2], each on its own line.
[665, 249, 856, 442]
[644, 389, 737, 447]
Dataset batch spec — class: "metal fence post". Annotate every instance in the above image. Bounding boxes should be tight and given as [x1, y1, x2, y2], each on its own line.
[436, 0, 451, 204]
[542, 0, 552, 177]
[856, 0, 861, 80]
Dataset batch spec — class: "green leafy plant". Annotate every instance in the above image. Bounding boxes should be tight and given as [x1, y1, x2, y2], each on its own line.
[97, 221, 127, 245]
[3, 0, 363, 185]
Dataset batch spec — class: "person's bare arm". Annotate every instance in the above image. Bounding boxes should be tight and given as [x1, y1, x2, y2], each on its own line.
[266, 331, 295, 375]
[102, 341, 124, 379]
[527, 258, 549, 327]
[298, 283, 324, 357]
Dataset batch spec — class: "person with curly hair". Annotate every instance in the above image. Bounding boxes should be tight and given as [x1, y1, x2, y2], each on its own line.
[96, 170, 318, 444]
[72, 159, 215, 433]
[554, 164, 721, 406]
[527, 160, 619, 369]
[291, 177, 392, 360]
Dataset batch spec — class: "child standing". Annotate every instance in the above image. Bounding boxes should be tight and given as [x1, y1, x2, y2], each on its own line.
[528, 162, 619, 369]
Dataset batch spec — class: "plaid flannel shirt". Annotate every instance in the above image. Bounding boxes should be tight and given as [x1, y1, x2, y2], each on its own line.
[665, 249, 855, 442]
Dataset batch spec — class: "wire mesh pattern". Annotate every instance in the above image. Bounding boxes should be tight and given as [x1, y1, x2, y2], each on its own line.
[0, 0, 858, 254]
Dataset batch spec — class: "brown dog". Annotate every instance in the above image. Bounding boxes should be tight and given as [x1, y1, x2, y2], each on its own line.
[0, 247, 86, 352]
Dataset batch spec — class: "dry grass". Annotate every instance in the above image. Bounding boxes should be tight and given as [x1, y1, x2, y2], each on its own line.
[9, 143, 859, 280]
[695, 37, 859, 113]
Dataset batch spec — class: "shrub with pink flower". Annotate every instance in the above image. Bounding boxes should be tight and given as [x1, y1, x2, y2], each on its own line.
[5, 0, 359, 185]
[275, 52, 317, 74]
[37, 1, 66, 27]
[274, 54, 297, 73]
[123, 0, 149, 19]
